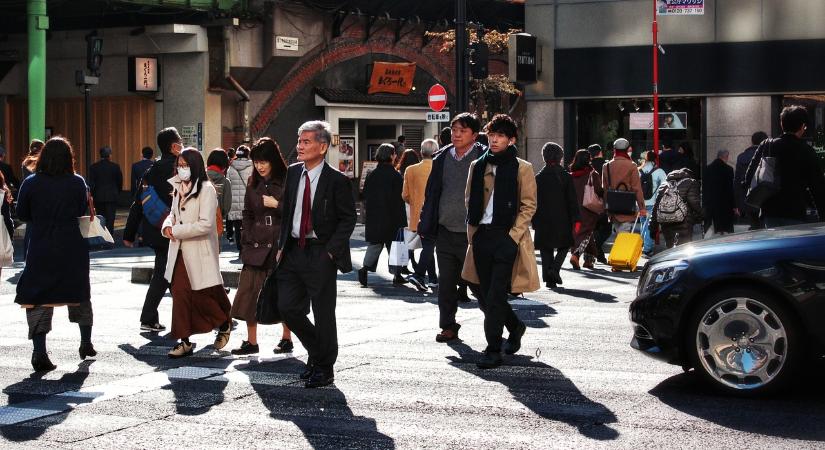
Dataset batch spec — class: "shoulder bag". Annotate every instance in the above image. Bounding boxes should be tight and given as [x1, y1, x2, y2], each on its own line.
[745, 138, 779, 208]
[583, 172, 604, 214]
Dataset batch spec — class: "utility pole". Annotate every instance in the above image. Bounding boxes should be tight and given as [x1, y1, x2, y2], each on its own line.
[652, 0, 660, 166]
[455, 0, 469, 113]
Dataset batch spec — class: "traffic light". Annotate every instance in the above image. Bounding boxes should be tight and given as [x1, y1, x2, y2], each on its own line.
[469, 41, 489, 79]
[86, 35, 103, 76]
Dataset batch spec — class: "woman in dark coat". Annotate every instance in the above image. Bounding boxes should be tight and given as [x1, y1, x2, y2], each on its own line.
[229, 138, 290, 355]
[532, 142, 580, 288]
[358, 143, 407, 287]
[569, 149, 604, 270]
[16, 137, 95, 372]
[702, 150, 736, 234]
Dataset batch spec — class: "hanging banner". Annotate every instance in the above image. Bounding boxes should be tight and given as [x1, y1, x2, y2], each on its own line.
[657, 0, 704, 15]
[630, 112, 688, 130]
[368, 62, 416, 95]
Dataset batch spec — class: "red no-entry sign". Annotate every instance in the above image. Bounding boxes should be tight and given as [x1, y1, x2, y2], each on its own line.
[428, 84, 447, 112]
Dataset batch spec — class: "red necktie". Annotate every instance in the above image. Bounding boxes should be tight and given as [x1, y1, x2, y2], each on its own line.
[298, 172, 313, 248]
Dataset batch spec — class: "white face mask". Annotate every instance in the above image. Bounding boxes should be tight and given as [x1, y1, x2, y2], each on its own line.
[178, 167, 191, 181]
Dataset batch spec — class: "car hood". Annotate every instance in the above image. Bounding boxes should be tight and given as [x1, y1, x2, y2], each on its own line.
[650, 223, 825, 263]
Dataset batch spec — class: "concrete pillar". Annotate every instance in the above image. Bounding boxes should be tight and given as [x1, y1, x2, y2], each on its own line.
[27, 0, 47, 142]
[525, 100, 565, 171]
[705, 96, 772, 167]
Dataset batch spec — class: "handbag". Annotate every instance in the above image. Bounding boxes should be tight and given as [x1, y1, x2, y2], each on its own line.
[0, 214, 12, 267]
[582, 173, 604, 214]
[403, 227, 422, 250]
[604, 164, 638, 216]
[255, 268, 283, 325]
[388, 228, 410, 267]
[78, 194, 114, 246]
[139, 183, 171, 228]
[746, 139, 779, 208]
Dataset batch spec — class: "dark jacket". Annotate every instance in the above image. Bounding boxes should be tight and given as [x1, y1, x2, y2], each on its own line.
[131, 158, 154, 197]
[744, 133, 825, 222]
[241, 176, 284, 268]
[0, 161, 19, 194]
[532, 164, 579, 249]
[124, 152, 176, 248]
[88, 159, 123, 203]
[734, 144, 758, 216]
[590, 157, 606, 175]
[15, 173, 90, 305]
[652, 168, 703, 225]
[659, 150, 680, 174]
[570, 168, 604, 233]
[417, 142, 486, 238]
[363, 163, 406, 244]
[278, 162, 356, 273]
[703, 158, 736, 233]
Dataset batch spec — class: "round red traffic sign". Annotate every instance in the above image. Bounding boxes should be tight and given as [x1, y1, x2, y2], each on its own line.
[428, 84, 447, 112]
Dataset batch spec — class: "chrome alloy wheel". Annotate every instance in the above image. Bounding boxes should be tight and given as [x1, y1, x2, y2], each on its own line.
[695, 297, 788, 390]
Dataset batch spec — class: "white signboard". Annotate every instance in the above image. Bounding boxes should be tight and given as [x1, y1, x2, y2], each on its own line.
[276, 36, 299, 51]
[657, 0, 704, 15]
[134, 57, 158, 92]
[629, 112, 688, 130]
[181, 125, 197, 149]
[426, 111, 450, 123]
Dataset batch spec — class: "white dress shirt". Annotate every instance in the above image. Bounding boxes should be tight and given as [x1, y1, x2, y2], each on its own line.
[480, 165, 496, 224]
[291, 162, 325, 239]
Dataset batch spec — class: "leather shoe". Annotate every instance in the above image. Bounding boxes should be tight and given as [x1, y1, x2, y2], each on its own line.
[476, 350, 503, 369]
[79, 343, 97, 359]
[358, 268, 368, 287]
[31, 351, 56, 372]
[305, 370, 334, 388]
[504, 321, 527, 355]
[300, 363, 315, 380]
[552, 271, 563, 285]
[435, 325, 460, 343]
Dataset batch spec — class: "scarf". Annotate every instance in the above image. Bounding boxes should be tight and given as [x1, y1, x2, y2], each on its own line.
[207, 165, 225, 175]
[570, 167, 592, 178]
[467, 145, 519, 227]
[613, 150, 631, 161]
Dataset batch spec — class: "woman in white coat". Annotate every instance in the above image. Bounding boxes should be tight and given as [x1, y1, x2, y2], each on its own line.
[162, 148, 232, 358]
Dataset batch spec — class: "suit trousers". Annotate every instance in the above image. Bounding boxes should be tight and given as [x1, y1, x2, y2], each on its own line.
[539, 247, 568, 283]
[436, 226, 470, 331]
[140, 243, 170, 325]
[362, 241, 393, 273]
[413, 236, 437, 282]
[277, 239, 339, 370]
[473, 227, 520, 352]
[96, 201, 117, 236]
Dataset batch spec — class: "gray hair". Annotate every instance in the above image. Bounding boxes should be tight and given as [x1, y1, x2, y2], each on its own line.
[297, 120, 332, 145]
[375, 143, 396, 163]
[420, 139, 438, 158]
[717, 149, 730, 159]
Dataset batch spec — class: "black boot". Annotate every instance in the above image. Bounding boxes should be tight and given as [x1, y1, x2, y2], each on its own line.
[358, 268, 368, 287]
[79, 343, 97, 359]
[32, 352, 56, 372]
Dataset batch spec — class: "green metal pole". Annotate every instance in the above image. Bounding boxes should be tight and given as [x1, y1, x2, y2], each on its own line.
[27, 0, 48, 143]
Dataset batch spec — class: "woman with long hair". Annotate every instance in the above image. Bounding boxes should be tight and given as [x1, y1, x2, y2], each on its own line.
[16, 137, 94, 371]
[395, 148, 420, 176]
[162, 148, 232, 358]
[21, 139, 44, 179]
[568, 149, 603, 270]
[229, 137, 292, 355]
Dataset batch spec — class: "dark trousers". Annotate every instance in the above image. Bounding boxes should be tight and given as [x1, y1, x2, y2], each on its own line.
[436, 226, 470, 331]
[226, 219, 242, 252]
[96, 201, 117, 236]
[277, 239, 339, 371]
[594, 215, 611, 259]
[661, 222, 694, 248]
[473, 227, 520, 352]
[539, 247, 569, 283]
[413, 236, 438, 282]
[140, 243, 170, 325]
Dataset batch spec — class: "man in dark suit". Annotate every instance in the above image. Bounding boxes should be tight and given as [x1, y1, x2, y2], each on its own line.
[277, 120, 356, 389]
[131, 146, 154, 198]
[88, 146, 123, 236]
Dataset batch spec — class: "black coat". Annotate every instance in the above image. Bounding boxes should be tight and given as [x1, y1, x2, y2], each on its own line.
[744, 133, 825, 222]
[734, 145, 758, 216]
[532, 165, 580, 249]
[123, 153, 176, 248]
[88, 159, 123, 203]
[278, 162, 357, 273]
[703, 159, 736, 233]
[15, 173, 90, 305]
[131, 158, 154, 197]
[0, 161, 20, 193]
[363, 163, 406, 244]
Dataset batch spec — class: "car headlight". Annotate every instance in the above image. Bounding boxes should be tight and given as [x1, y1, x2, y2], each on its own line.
[638, 260, 689, 295]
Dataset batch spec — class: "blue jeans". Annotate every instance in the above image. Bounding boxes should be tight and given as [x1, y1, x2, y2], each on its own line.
[639, 215, 654, 253]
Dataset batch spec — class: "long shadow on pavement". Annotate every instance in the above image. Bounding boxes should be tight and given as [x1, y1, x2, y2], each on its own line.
[548, 287, 618, 303]
[250, 358, 396, 449]
[0, 360, 95, 441]
[446, 341, 619, 441]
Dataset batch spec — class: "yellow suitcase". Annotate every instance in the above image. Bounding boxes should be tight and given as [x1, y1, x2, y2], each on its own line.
[608, 217, 643, 272]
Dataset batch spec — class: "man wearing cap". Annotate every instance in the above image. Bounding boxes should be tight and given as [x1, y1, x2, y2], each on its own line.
[89, 146, 123, 236]
[601, 138, 647, 234]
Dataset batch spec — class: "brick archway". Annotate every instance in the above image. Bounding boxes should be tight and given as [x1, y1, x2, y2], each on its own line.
[251, 37, 455, 135]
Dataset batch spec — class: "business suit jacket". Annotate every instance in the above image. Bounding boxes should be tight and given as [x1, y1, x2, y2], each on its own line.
[131, 158, 154, 196]
[278, 162, 357, 273]
[89, 159, 123, 203]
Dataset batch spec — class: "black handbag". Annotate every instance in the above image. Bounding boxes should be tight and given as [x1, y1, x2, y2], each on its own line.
[604, 164, 638, 215]
[745, 138, 779, 208]
[255, 268, 283, 325]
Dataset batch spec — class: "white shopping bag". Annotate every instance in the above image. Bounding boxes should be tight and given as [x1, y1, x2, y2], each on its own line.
[0, 215, 12, 267]
[389, 229, 410, 267]
[78, 215, 115, 244]
[403, 227, 422, 250]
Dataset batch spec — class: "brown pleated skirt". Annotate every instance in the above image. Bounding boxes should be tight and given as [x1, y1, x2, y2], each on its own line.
[230, 265, 268, 322]
[170, 251, 231, 340]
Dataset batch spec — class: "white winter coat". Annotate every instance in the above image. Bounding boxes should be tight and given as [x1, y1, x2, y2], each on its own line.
[226, 158, 254, 220]
[162, 176, 224, 290]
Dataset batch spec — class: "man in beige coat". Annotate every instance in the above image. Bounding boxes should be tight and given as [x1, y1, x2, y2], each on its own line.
[403, 139, 438, 290]
[601, 138, 647, 234]
[462, 114, 539, 369]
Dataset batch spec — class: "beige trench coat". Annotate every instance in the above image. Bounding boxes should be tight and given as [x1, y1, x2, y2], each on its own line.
[461, 158, 540, 294]
[162, 176, 224, 291]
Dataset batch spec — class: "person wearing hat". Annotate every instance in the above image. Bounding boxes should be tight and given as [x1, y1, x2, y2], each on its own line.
[601, 138, 647, 234]
[88, 145, 123, 236]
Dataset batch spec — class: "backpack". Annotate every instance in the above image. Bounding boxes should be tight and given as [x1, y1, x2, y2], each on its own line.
[640, 168, 654, 200]
[656, 179, 688, 224]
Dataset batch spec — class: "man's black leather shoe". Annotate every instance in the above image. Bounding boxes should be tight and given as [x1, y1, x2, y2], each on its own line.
[305, 370, 334, 388]
[358, 268, 368, 287]
[504, 321, 527, 355]
[300, 363, 315, 380]
[476, 351, 502, 369]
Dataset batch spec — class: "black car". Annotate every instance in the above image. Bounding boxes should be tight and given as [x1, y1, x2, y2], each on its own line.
[630, 224, 825, 395]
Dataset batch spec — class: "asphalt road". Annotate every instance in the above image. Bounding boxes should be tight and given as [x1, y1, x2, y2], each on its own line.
[0, 227, 823, 449]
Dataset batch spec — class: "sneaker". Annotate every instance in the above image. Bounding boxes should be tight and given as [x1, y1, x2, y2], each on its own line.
[31, 351, 56, 372]
[168, 341, 193, 358]
[140, 322, 166, 332]
[406, 274, 428, 292]
[230, 340, 259, 355]
[427, 280, 439, 289]
[392, 273, 408, 285]
[274, 338, 294, 354]
[213, 327, 231, 350]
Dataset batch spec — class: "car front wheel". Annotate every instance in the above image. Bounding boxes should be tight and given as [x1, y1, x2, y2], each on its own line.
[686, 288, 802, 395]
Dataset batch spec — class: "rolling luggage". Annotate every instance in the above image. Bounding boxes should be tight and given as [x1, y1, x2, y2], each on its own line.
[608, 216, 643, 272]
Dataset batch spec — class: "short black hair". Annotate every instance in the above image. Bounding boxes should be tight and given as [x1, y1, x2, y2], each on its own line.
[376, 143, 396, 163]
[751, 131, 768, 146]
[37, 136, 76, 176]
[484, 114, 518, 139]
[397, 135, 405, 143]
[587, 144, 602, 158]
[157, 127, 181, 155]
[780, 105, 808, 133]
[542, 142, 564, 164]
[99, 146, 112, 158]
[475, 132, 489, 147]
[235, 144, 250, 158]
[141, 146, 154, 159]
[439, 127, 452, 147]
[206, 149, 230, 170]
[451, 112, 481, 133]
